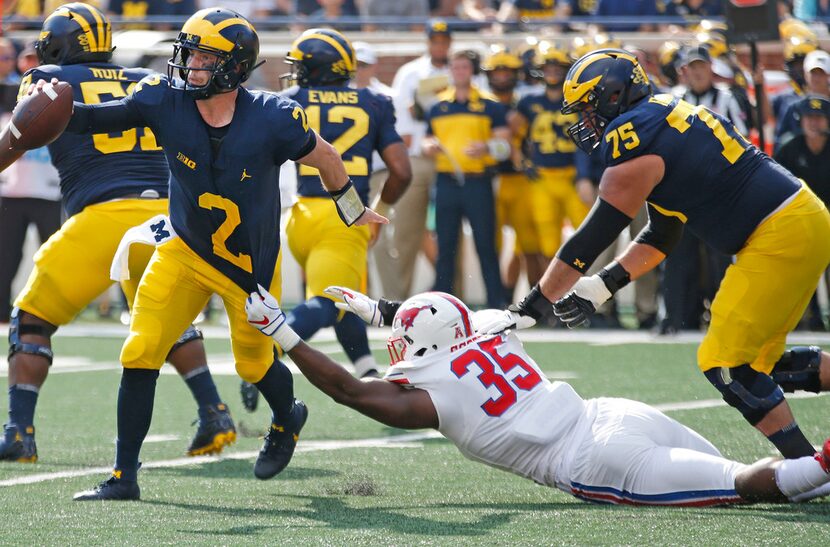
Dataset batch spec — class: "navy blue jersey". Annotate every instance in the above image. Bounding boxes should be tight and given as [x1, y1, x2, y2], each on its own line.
[282, 85, 401, 204]
[22, 64, 168, 216]
[601, 94, 801, 255]
[517, 91, 578, 168]
[68, 75, 315, 293]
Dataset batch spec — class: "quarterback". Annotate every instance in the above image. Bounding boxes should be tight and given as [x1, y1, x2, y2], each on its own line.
[500, 49, 830, 462]
[1, 3, 234, 465]
[27, 7, 384, 500]
[245, 285, 830, 507]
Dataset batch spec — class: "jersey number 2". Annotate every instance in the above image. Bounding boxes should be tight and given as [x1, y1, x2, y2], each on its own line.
[450, 338, 542, 417]
[79, 80, 161, 155]
[298, 105, 369, 177]
[198, 193, 253, 273]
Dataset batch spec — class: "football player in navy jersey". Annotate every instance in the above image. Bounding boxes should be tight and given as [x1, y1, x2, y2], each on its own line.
[492, 49, 830, 463]
[0, 3, 235, 466]
[280, 29, 410, 379]
[29, 7, 386, 501]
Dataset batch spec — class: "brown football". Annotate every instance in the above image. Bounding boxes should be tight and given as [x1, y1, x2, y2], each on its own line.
[8, 81, 73, 150]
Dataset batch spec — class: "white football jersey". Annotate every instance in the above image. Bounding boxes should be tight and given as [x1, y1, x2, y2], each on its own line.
[384, 332, 587, 486]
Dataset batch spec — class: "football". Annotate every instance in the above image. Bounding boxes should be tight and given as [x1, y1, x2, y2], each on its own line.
[8, 80, 73, 150]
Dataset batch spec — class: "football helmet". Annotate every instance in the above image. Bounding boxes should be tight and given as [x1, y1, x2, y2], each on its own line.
[657, 41, 682, 87]
[284, 28, 356, 88]
[482, 46, 522, 93]
[167, 8, 261, 100]
[561, 49, 651, 154]
[535, 41, 571, 87]
[387, 292, 475, 365]
[35, 3, 112, 66]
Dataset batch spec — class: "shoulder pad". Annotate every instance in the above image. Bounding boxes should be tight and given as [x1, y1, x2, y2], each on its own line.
[131, 74, 168, 106]
[600, 100, 664, 166]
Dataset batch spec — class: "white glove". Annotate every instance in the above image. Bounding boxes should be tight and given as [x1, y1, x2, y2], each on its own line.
[245, 284, 300, 351]
[474, 308, 537, 335]
[323, 286, 384, 327]
[571, 275, 613, 307]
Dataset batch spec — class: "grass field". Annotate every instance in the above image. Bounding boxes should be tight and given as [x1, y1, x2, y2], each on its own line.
[1, 325, 829, 545]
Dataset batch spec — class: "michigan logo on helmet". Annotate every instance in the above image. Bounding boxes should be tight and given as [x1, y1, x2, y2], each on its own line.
[284, 28, 356, 88]
[561, 49, 651, 154]
[387, 292, 475, 365]
[35, 2, 112, 66]
[167, 8, 261, 100]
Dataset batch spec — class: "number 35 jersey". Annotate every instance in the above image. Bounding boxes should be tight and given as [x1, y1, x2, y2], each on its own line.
[22, 64, 169, 217]
[601, 94, 801, 255]
[282, 85, 401, 205]
[384, 330, 587, 487]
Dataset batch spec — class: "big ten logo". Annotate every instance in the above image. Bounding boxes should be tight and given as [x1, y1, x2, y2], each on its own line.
[176, 151, 197, 170]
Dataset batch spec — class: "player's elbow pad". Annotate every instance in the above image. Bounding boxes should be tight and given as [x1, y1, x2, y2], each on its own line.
[634, 216, 684, 255]
[556, 198, 632, 274]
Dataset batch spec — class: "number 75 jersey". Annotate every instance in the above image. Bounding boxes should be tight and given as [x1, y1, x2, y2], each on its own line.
[601, 94, 801, 255]
[22, 63, 169, 217]
[384, 331, 587, 487]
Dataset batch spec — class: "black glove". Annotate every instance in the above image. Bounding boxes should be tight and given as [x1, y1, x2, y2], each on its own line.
[552, 293, 596, 329]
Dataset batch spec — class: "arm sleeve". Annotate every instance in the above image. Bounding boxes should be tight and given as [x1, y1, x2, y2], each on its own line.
[376, 95, 404, 151]
[633, 203, 685, 255]
[65, 97, 146, 134]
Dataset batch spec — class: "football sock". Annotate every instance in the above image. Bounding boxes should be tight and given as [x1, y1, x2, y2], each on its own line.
[768, 422, 815, 459]
[254, 358, 295, 425]
[114, 368, 159, 482]
[7, 384, 38, 431]
[286, 296, 338, 340]
[334, 311, 372, 364]
[182, 365, 222, 417]
[775, 454, 830, 498]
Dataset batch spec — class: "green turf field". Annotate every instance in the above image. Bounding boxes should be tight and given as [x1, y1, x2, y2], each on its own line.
[1, 330, 829, 545]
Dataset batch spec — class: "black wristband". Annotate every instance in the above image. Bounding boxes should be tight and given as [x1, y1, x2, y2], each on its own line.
[598, 262, 631, 294]
[378, 298, 402, 326]
[516, 284, 554, 321]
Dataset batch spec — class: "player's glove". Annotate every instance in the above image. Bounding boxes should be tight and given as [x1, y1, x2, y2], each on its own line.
[245, 284, 300, 351]
[475, 308, 539, 335]
[324, 286, 401, 327]
[553, 274, 616, 329]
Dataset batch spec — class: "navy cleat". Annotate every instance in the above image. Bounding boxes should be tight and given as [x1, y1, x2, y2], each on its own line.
[240, 380, 259, 412]
[254, 400, 308, 480]
[187, 403, 237, 456]
[0, 424, 37, 463]
[73, 472, 140, 501]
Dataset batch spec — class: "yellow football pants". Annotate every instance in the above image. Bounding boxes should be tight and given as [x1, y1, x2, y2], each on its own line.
[530, 166, 588, 257]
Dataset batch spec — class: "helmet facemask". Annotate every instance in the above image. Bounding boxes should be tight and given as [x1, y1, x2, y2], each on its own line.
[562, 87, 610, 155]
[168, 38, 242, 100]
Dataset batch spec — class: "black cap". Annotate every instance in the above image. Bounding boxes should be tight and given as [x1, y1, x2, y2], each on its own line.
[427, 19, 451, 38]
[682, 45, 712, 66]
[796, 95, 830, 119]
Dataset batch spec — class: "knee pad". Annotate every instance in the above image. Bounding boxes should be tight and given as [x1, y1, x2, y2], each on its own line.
[771, 346, 822, 393]
[166, 325, 204, 360]
[703, 365, 785, 426]
[8, 308, 55, 365]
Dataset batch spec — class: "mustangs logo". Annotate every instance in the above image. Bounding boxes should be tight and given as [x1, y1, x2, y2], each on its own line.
[397, 305, 433, 332]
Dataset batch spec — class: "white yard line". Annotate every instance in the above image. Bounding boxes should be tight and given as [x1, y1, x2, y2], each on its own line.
[0, 431, 442, 487]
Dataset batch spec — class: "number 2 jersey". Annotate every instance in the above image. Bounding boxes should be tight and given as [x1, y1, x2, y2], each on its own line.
[601, 94, 801, 255]
[22, 63, 169, 217]
[281, 85, 401, 205]
[67, 75, 316, 293]
[384, 329, 587, 487]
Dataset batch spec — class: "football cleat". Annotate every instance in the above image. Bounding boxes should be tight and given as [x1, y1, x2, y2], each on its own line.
[0, 424, 37, 463]
[254, 400, 308, 480]
[187, 403, 237, 456]
[240, 380, 260, 412]
[73, 473, 140, 501]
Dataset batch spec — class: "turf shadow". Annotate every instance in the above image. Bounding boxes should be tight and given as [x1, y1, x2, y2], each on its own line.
[152, 462, 341, 481]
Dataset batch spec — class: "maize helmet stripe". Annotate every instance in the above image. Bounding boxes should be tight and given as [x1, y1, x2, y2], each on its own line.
[84, 4, 107, 53]
[303, 32, 355, 71]
[181, 18, 235, 52]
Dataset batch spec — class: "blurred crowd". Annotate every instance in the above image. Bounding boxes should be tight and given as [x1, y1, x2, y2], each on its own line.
[2, 1, 830, 333]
